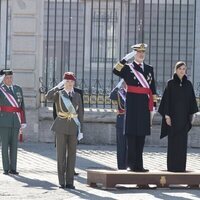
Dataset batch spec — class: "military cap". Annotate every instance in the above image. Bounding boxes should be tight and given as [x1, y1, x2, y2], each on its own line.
[63, 72, 76, 81]
[0, 69, 13, 76]
[131, 43, 147, 52]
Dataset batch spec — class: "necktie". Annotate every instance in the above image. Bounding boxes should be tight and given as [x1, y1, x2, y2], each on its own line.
[69, 92, 72, 101]
[139, 63, 143, 71]
[9, 87, 14, 96]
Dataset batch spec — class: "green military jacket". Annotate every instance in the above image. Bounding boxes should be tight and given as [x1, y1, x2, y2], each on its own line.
[46, 87, 83, 135]
[0, 84, 26, 129]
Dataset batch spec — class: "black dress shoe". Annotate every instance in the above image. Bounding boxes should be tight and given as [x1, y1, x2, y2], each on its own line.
[137, 184, 150, 189]
[59, 184, 65, 189]
[139, 168, 149, 172]
[134, 168, 149, 172]
[74, 171, 79, 176]
[128, 168, 149, 172]
[9, 170, 19, 175]
[66, 184, 75, 189]
[3, 170, 9, 175]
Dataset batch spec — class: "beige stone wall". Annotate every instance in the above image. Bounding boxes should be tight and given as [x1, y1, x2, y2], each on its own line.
[37, 107, 200, 147]
[10, 0, 44, 141]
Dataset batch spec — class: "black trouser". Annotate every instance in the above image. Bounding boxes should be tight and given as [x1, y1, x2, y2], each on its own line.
[127, 135, 146, 170]
[167, 133, 188, 172]
[116, 127, 127, 169]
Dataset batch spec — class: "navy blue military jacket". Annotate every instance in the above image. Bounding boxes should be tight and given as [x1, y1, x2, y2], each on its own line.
[113, 61, 156, 136]
[110, 87, 126, 129]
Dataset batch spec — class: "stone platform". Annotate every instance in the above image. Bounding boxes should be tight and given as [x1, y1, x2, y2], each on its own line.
[87, 169, 200, 189]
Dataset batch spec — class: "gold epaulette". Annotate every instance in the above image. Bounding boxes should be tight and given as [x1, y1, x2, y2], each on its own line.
[114, 62, 124, 72]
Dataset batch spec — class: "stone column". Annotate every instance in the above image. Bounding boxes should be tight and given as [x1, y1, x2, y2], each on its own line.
[10, 0, 44, 142]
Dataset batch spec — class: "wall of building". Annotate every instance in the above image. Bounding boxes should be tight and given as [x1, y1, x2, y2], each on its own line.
[10, 0, 44, 141]
[37, 107, 200, 148]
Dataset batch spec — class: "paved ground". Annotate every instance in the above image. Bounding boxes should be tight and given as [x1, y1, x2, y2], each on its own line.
[0, 143, 200, 200]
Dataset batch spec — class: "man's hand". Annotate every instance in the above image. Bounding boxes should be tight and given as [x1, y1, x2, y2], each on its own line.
[123, 51, 136, 61]
[21, 123, 27, 129]
[0, 74, 5, 83]
[77, 132, 83, 141]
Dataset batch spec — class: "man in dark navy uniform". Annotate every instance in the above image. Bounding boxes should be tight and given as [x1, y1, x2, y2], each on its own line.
[113, 43, 157, 174]
[110, 79, 127, 170]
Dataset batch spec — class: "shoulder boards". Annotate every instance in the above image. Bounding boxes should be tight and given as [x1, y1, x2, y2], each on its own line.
[114, 62, 124, 72]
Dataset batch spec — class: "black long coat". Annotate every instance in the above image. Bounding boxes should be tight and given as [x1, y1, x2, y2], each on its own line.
[113, 62, 156, 136]
[158, 74, 198, 139]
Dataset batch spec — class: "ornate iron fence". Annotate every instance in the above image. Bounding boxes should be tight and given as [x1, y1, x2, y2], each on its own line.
[42, 0, 197, 108]
[0, 0, 198, 108]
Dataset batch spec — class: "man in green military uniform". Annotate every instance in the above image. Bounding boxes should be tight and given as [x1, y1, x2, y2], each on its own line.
[0, 69, 26, 175]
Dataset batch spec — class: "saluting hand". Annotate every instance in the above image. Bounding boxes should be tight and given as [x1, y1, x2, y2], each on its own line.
[0, 74, 5, 84]
[123, 51, 136, 62]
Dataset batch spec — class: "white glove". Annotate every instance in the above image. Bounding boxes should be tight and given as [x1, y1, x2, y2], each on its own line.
[21, 123, 27, 129]
[0, 74, 5, 83]
[56, 80, 65, 89]
[123, 51, 136, 61]
[77, 132, 83, 141]
[116, 79, 124, 89]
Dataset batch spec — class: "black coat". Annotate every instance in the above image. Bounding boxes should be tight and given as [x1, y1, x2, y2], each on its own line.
[158, 74, 198, 139]
[113, 61, 156, 136]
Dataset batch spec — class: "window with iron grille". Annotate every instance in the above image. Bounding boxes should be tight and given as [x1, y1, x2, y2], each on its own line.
[91, 9, 118, 63]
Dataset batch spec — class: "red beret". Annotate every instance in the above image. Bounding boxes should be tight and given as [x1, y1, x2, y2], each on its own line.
[63, 72, 76, 81]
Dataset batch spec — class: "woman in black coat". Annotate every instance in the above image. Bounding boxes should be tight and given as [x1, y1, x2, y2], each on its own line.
[158, 61, 198, 172]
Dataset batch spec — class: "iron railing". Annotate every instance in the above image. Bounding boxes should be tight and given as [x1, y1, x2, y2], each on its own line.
[0, 0, 198, 108]
[42, 0, 197, 108]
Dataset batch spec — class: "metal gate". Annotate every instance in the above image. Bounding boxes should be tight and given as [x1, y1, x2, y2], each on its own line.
[42, 0, 197, 108]
[0, 0, 198, 108]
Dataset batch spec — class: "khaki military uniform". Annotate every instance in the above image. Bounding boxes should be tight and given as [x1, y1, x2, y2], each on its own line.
[46, 87, 83, 186]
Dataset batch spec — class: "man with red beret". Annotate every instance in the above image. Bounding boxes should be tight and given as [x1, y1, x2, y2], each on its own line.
[46, 72, 84, 189]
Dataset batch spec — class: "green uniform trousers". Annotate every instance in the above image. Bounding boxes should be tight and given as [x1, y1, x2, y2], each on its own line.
[0, 127, 19, 171]
[56, 133, 77, 186]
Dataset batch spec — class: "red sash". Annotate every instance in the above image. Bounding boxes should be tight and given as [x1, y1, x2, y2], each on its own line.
[127, 85, 153, 111]
[0, 106, 25, 123]
[117, 109, 125, 114]
[0, 86, 24, 123]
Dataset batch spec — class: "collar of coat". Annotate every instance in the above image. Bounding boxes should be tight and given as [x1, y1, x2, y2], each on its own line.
[173, 73, 187, 85]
